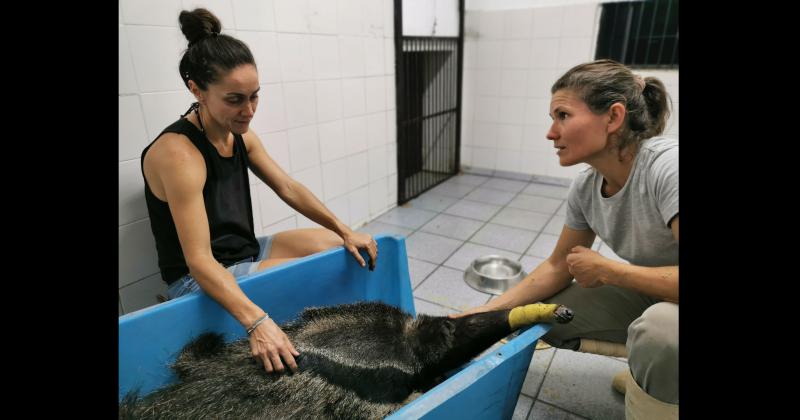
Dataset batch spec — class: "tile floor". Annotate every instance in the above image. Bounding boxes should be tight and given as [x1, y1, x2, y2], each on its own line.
[358, 173, 630, 420]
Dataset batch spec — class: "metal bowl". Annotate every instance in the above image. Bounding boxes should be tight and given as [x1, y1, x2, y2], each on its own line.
[463, 255, 526, 295]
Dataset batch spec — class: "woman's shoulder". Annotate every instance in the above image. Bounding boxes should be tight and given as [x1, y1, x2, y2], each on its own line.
[640, 136, 678, 159]
[146, 130, 202, 164]
[639, 137, 678, 185]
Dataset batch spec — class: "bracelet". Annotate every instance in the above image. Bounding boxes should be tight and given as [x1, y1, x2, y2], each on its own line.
[246, 313, 270, 335]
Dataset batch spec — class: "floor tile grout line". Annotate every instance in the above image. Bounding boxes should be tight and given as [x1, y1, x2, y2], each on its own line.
[413, 296, 463, 312]
[402, 177, 565, 294]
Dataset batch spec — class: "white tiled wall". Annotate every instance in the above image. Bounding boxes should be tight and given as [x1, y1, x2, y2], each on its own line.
[461, 1, 679, 180]
[119, 0, 397, 315]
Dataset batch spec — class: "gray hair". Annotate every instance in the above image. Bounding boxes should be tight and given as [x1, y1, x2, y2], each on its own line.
[552, 59, 672, 157]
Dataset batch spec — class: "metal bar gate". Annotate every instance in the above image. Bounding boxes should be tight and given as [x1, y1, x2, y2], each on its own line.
[394, 0, 465, 204]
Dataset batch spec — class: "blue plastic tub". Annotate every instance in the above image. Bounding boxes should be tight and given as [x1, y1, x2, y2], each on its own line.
[119, 235, 550, 419]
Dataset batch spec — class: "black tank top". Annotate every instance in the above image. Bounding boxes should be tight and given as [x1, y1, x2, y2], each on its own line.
[141, 118, 259, 285]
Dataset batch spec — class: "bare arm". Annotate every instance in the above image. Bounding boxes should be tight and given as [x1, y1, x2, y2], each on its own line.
[567, 216, 679, 303]
[452, 225, 597, 317]
[150, 135, 298, 372]
[605, 216, 679, 303]
[244, 131, 376, 267]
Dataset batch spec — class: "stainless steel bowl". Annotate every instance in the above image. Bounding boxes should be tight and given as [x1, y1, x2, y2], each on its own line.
[463, 255, 526, 295]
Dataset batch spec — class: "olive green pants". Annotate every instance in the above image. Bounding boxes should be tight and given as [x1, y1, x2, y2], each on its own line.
[542, 282, 679, 404]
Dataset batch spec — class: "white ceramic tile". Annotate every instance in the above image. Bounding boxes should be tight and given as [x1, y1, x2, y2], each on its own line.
[472, 147, 496, 169]
[527, 69, 559, 99]
[561, 3, 598, 38]
[311, 35, 341, 80]
[364, 37, 385, 76]
[292, 165, 324, 199]
[495, 149, 523, 173]
[119, 159, 148, 226]
[326, 194, 351, 226]
[318, 119, 348, 162]
[474, 96, 499, 122]
[257, 183, 296, 226]
[461, 145, 473, 166]
[237, 31, 282, 84]
[262, 215, 297, 235]
[496, 124, 523, 149]
[525, 98, 551, 126]
[500, 70, 529, 97]
[385, 75, 396, 109]
[252, 83, 286, 133]
[383, 0, 394, 38]
[530, 38, 560, 70]
[365, 76, 386, 113]
[346, 152, 369, 190]
[322, 158, 349, 200]
[505, 9, 533, 39]
[344, 116, 368, 155]
[558, 37, 592, 69]
[368, 145, 387, 182]
[139, 91, 196, 141]
[232, 0, 276, 31]
[126, 26, 186, 92]
[339, 36, 366, 78]
[476, 69, 502, 95]
[349, 185, 370, 226]
[341, 78, 366, 117]
[384, 38, 395, 75]
[498, 98, 526, 124]
[363, 0, 384, 37]
[386, 110, 396, 142]
[274, 0, 310, 33]
[119, 27, 138, 94]
[337, 0, 365, 36]
[315, 79, 343, 123]
[479, 10, 504, 39]
[477, 40, 503, 69]
[119, 273, 167, 314]
[366, 112, 387, 149]
[387, 173, 397, 203]
[472, 122, 497, 149]
[386, 144, 397, 176]
[308, 0, 337, 34]
[283, 81, 317, 128]
[369, 178, 389, 216]
[278, 33, 314, 82]
[121, 0, 182, 26]
[261, 130, 291, 172]
[502, 40, 531, 69]
[287, 125, 320, 171]
[119, 219, 160, 287]
[532, 6, 563, 38]
[119, 95, 150, 161]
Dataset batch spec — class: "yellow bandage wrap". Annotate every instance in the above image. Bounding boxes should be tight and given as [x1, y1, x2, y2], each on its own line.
[508, 303, 559, 329]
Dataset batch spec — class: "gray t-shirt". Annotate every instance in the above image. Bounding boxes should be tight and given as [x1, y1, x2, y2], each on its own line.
[565, 136, 678, 267]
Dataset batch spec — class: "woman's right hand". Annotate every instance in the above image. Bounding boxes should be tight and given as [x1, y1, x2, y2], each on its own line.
[249, 317, 300, 373]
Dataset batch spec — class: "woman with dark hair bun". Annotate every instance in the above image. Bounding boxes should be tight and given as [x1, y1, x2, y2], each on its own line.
[141, 8, 378, 378]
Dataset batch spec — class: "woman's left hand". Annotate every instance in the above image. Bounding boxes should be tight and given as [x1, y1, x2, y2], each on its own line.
[342, 231, 378, 270]
[565, 246, 615, 288]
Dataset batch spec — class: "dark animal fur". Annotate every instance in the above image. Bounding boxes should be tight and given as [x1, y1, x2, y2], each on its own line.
[120, 301, 515, 419]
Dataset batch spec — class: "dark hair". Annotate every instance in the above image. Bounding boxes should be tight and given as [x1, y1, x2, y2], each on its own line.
[551, 59, 671, 156]
[178, 8, 256, 90]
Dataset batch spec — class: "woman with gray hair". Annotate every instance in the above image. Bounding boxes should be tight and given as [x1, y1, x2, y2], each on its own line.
[455, 59, 678, 419]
